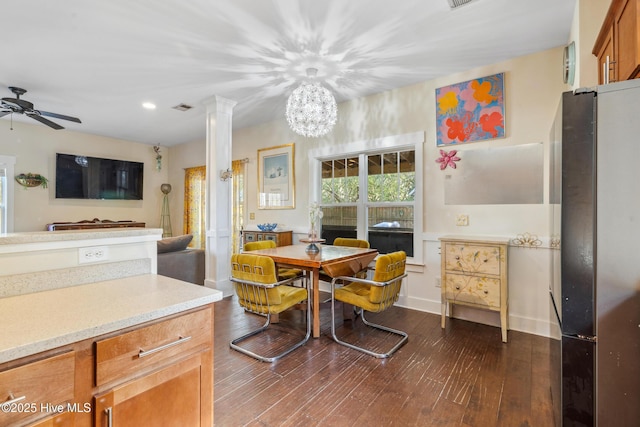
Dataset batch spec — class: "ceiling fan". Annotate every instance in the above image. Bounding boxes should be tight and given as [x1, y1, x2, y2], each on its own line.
[0, 86, 81, 130]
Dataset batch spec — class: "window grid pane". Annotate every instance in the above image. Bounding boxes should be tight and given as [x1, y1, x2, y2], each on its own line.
[321, 149, 415, 256]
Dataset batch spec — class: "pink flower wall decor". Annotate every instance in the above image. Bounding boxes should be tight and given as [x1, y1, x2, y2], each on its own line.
[436, 149, 461, 170]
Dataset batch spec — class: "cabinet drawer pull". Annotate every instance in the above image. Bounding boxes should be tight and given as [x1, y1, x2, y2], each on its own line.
[484, 290, 489, 294]
[455, 285, 460, 290]
[2, 393, 26, 406]
[105, 407, 113, 427]
[138, 336, 192, 358]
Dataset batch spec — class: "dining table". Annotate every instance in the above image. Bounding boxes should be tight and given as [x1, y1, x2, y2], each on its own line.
[245, 243, 378, 338]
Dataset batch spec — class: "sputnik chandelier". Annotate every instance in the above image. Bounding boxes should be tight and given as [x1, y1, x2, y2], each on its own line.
[285, 68, 337, 138]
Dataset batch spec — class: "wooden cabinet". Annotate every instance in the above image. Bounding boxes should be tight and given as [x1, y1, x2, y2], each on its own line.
[0, 352, 76, 427]
[94, 352, 211, 427]
[0, 305, 214, 427]
[439, 236, 509, 342]
[93, 307, 214, 427]
[594, 0, 640, 84]
[243, 230, 292, 247]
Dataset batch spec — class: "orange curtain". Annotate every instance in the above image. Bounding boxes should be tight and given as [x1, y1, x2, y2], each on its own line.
[184, 166, 206, 249]
[231, 159, 246, 254]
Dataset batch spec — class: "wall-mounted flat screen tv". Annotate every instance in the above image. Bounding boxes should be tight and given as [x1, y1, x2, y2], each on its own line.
[55, 153, 144, 200]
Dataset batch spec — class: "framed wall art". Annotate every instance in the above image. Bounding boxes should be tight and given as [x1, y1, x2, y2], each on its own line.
[257, 143, 295, 209]
[436, 72, 505, 146]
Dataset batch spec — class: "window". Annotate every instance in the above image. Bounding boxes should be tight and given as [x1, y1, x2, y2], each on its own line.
[312, 132, 423, 261]
[231, 159, 247, 254]
[0, 156, 16, 234]
[184, 166, 206, 249]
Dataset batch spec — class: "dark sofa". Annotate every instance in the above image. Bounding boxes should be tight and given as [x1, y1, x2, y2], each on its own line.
[157, 234, 205, 285]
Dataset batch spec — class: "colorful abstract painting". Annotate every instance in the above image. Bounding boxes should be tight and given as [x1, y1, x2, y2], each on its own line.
[436, 72, 505, 146]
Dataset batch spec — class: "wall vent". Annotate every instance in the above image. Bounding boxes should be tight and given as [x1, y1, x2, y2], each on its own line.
[172, 103, 193, 111]
[447, 0, 477, 9]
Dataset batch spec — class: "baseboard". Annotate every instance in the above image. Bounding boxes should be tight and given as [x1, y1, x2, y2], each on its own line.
[397, 295, 556, 339]
[205, 278, 233, 298]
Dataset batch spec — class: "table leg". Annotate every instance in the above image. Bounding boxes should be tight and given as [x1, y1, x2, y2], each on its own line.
[312, 268, 320, 338]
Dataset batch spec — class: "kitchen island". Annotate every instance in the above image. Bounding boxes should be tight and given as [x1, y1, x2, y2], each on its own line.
[0, 229, 222, 426]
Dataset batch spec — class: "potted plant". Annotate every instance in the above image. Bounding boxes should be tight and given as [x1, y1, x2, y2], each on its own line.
[15, 173, 49, 189]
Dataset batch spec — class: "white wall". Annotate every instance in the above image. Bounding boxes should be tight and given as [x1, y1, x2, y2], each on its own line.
[0, 121, 169, 232]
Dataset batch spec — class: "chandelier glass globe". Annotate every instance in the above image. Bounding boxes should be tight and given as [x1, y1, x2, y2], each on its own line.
[285, 72, 337, 138]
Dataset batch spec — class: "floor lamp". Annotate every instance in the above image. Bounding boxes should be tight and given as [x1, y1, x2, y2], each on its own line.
[160, 183, 172, 238]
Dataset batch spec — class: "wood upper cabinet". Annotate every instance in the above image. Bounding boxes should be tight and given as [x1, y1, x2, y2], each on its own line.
[594, 0, 640, 84]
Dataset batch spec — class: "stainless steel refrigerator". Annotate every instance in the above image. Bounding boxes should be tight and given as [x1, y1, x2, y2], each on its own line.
[549, 79, 640, 426]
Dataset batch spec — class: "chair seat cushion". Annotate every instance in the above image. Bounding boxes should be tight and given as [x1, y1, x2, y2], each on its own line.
[335, 283, 384, 313]
[238, 285, 307, 315]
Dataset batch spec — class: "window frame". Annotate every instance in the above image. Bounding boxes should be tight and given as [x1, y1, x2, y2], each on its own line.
[308, 132, 424, 263]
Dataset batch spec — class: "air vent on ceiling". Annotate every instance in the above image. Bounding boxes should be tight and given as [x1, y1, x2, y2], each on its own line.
[172, 103, 193, 111]
[447, 0, 477, 9]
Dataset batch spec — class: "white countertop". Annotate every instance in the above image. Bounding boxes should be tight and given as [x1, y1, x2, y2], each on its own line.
[0, 227, 161, 246]
[0, 274, 223, 364]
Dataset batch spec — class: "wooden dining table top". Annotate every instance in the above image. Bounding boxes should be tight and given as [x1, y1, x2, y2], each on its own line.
[246, 244, 378, 277]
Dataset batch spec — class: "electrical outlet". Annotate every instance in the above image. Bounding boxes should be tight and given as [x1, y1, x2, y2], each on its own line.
[435, 277, 441, 288]
[79, 246, 109, 264]
[456, 214, 469, 226]
[249, 212, 255, 220]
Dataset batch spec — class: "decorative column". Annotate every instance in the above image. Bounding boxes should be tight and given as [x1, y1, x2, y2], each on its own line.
[204, 95, 237, 296]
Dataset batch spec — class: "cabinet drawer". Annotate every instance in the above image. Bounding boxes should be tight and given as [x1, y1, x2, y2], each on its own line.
[443, 243, 502, 276]
[244, 232, 256, 242]
[0, 352, 75, 427]
[444, 273, 501, 309]
[95, 308, 212, 386]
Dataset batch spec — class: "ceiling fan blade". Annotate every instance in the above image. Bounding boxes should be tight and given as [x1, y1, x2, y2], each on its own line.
[38, 110, 81, 123]
[27, 113, 64, 130]
[0, 111, 10, 118]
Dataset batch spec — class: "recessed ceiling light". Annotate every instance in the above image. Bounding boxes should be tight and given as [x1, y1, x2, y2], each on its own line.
[142, 102, 156, 110]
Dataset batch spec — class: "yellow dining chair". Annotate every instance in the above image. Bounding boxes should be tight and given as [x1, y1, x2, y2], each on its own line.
[244, 240, 304, 283]
[320, 237, 372, 317]
[230, 253, 311, 362]
[333, 237, 370, 248]
[320, 237, 371, 281]
[330, 250, 408, 358]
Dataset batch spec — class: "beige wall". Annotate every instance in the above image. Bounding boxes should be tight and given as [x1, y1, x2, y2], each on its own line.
[0, 121, 169, 232]
[571, 0, 612, 89]
[234, 46, 568, 238]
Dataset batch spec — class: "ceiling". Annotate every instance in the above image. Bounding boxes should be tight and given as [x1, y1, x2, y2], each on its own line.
[0, 0, 576, 146]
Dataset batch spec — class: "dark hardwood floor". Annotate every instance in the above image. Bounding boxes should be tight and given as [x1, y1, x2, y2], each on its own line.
[213, 296, 556, 427]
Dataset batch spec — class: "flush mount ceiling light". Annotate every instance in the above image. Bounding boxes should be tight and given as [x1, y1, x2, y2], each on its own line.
[285, 68, 337, 138]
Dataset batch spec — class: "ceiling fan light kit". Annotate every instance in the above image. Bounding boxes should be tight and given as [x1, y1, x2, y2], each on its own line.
[0, 86, 81, 130]
[285, 68, 337, 138]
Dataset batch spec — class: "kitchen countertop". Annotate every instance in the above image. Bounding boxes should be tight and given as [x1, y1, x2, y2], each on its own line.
[0, 274, 223, 364]
[0, 227, 161, 247]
